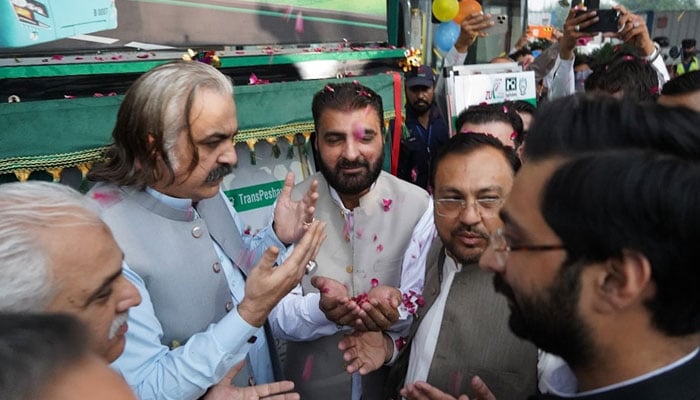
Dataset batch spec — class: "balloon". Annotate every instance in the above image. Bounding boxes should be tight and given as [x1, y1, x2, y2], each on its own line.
[453, 0, 483, 24]
[432, 0, 459, 22]
[434, 21, 461, 52]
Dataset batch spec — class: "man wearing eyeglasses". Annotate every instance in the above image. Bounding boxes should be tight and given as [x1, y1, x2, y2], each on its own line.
[339, 133, 538, 399]
[389, 95, 700, 399]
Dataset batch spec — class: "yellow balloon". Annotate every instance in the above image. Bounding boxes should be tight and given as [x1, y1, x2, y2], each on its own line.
[432, 0, 459, 22]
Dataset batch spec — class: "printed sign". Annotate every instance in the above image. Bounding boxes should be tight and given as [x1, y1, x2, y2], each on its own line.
[225, 180, 284, 212]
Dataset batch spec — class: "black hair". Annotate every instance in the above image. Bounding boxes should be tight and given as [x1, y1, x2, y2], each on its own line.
[429, 133, 520, 189]
[504, 100, 537, 117]
[585, 50, 659, 103]
[573, 53, 593, 68]
[525, 94, 700, 162]
[543, 151, 700, 335]
[661, 70, 700, 96]
[508, 48, 533, 61]
[455, 102, 525, 147]
[311, 82, 384, 134]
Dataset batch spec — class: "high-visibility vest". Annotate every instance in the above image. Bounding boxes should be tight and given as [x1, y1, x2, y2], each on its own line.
[676, 56, 700, 76]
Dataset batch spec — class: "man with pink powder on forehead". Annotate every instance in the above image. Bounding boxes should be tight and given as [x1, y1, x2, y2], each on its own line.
[269, 82, 434, 400]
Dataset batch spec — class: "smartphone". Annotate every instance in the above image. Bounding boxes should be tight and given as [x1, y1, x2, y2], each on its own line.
[571, 0, 600, 9]
[527, 25, 554, 40]
[490, 14, 508, 35]
[575, 9, 621, 33]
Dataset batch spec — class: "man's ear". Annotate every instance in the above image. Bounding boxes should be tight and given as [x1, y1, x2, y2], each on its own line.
[596, 250, 653, 311]
[146, 134, 161, 160]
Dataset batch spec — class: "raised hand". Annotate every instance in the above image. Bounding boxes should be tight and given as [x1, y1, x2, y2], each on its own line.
[273, 172, 319, 245]
[312, 276, 361, 326]
[338, 330, 391, 375]
[560, 8, 598, 60]
[239, 221, 325, 327]
[455, 13, 495, 53]
[613, 5, 655, 56]
[204, 362, 300, 400]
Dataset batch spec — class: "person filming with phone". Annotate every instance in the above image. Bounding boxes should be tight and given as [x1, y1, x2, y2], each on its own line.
[548, 2, 669, 101]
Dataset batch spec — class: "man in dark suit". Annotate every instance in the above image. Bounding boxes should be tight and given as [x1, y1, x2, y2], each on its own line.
[339, 133, 539, 400]
[390, 96, 700, 399]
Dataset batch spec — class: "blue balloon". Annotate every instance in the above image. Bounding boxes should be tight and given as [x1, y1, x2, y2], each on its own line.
[435, 21, 460, 52]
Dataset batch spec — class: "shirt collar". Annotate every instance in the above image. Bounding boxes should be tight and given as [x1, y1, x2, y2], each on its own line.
[145, 186, 193, 211]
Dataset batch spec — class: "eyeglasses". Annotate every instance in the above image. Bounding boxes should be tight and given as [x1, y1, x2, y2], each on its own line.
[435, 197, 504, 218]
[489, 228, 565, 267]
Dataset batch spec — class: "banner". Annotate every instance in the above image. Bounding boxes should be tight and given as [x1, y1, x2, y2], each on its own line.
[444, 63, 536, 133]
[1, 0, 387, 54]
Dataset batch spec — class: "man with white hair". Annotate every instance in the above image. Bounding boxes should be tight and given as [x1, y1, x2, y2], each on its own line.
[0, 181, 142, 363]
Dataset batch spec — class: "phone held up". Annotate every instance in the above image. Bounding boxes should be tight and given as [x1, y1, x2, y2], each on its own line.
[571, 0, 620, 33]
[489, 14, 508, 35]
[577, 9, 621, 33]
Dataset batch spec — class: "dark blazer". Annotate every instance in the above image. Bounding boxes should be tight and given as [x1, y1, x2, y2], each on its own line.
[535, 349, 700, 400]
[387, 238, 538, 399]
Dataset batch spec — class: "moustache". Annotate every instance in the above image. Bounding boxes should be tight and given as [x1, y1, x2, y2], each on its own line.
[452, 226, 490, 240]
[108, 312, 129, 340]
[337, 159, 369, 170]
[206, 164, 233, 183]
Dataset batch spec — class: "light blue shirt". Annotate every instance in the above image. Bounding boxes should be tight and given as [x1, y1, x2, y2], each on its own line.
[112, 188, 284, 400]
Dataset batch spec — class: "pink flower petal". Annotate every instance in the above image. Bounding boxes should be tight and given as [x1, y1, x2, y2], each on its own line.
[395, 336, 406, 351]
[376, 244, 383, 253]
[302, 355, 314, 381]
[382, 199, 392, 212]
[371, 278, 379, 288]
[449, 371, 463, 397]
[295, 11, 304, 33]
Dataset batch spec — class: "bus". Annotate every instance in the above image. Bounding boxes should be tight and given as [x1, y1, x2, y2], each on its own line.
[0, 0, 117, 48]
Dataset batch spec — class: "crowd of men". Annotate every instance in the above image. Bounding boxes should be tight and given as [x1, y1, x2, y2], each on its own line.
[1, 4, 699, 400]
